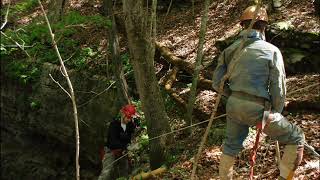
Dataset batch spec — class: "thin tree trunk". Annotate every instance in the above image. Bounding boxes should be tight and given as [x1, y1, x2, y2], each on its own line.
[48, 0, 68, 23]
[38, 1, 80, 180]
[103, 0, 130, 105]
[185, 0, 210, 127]
[122, 0, 172, 169]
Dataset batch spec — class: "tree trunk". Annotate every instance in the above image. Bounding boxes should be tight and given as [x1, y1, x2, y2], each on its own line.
[48, 0, 68, 23]
[185, 0, 210, 126]
[103, 0, 130, 106]
[122, 0, 172, 169]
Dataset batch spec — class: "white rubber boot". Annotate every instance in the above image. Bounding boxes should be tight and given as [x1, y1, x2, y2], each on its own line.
[219, 153, 235, 180]
[279, 145, 304, 180]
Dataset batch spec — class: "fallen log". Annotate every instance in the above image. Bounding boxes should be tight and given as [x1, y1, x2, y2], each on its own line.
[155, 41, 195, 74]
[165, 66, 179, 90]
[131, 167, 166, 180]
[155, 41, 213, 90]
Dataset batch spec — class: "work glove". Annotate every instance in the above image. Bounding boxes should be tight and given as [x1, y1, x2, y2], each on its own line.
[111, 149, 123, 157]
[132, 116, 141, 128]
[127, 143, 140, 151]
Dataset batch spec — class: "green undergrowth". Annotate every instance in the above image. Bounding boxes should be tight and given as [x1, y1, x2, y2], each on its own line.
[1, 9, 114, 86]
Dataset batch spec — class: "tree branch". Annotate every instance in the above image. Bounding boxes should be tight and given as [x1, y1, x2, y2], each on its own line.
[1, 31, 31, 57]
[49, 74, 71, 98]
[0, 0, 11, 30]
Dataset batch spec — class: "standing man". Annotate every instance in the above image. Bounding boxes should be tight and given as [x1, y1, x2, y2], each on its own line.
[98, 104, 139, 180]
[212, 5, 305, 180]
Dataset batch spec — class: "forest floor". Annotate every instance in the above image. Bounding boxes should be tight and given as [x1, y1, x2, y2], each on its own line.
[152, 0, 320, 179]
[7, 0, 319, 179]
[156, 73, 320, 180]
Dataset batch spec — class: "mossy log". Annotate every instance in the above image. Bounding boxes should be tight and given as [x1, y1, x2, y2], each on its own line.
[131, 167, 166, 180]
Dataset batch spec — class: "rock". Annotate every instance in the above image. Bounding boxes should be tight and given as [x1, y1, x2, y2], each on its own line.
[283, 48, 308, 64]
[1, 62, 121, 179]
[271, 21, 294, 31]
[314, 0, 320, 16]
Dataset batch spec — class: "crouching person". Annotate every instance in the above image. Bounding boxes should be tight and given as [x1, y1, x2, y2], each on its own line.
[98, 104, 139, 180]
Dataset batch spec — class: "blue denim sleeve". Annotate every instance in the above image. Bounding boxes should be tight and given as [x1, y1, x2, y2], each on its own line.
[212, 51, 231, 97]
[269, 49, 286, 113]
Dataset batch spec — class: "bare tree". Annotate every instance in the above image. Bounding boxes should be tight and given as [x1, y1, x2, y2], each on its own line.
[185, 0, 210, 127]
[38, 1, 80, 180]
[122, 0, 172, 169]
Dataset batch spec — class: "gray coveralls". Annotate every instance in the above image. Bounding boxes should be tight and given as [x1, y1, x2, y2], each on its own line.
[212, 30, 305, 157]
[98, 147, 129, 180]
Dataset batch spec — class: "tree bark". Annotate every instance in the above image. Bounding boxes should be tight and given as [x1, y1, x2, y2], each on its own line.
[103, 0, 130, 106]
[47, 0, 68, 23]
[186, 0, 210, 126]
[122, 0, 172, 169]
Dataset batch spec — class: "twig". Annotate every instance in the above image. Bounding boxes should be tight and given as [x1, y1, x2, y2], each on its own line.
[64, 24, 88, 29]
[2, 44, 33, 48]
[63, 52, 76, 63]
[287, 83, 320, 96]
[49, 74, 71, 98]
[1, 31, 31, 57]
[37, 1, 80, 180]
[79, 118, 91, 128]
[77, 70, 132, 108]
[275, 141, 281, 166]
[165, 0, 173, 17]
[78, 81, 116, 108]
[0, 0, 11, 30]
[60, 66, 66, 77]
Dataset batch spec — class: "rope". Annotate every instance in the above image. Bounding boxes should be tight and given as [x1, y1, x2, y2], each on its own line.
[149, 114, 227, 141]
[248, 82, 320, 179]
[249, 128, 262, 180]
[102, 80, 318, 173]
[103, 114, 227, 169]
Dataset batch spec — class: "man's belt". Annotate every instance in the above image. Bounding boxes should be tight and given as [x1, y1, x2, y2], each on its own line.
[231, 91, 267, 106]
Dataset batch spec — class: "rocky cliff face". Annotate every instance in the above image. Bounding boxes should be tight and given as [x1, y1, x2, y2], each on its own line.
[1, 63, 120, 179]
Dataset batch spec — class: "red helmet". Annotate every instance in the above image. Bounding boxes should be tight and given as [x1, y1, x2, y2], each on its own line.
[121, 104, 137, 119]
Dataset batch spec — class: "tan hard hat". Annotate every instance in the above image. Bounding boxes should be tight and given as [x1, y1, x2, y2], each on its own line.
[240, 5, 268, 22]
